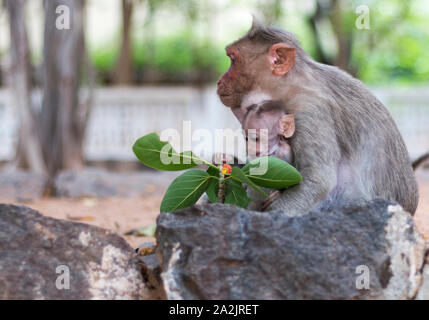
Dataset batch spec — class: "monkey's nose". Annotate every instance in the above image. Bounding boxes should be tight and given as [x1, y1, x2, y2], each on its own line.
[217, 79, 222, 86]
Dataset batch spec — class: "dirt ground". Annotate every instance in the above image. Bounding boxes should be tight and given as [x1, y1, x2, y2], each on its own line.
[1, 169, 428, 248]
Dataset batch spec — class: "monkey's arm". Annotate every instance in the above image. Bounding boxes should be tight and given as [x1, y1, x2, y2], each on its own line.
[267, 108, 341, 216]
[267, 165, 338, 216]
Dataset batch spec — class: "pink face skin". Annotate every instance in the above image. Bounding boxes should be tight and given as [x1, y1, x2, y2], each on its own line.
[242, 107, 294, 162]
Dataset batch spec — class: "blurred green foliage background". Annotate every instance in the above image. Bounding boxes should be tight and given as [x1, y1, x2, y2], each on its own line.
[1, 0, 427, 86]
[86, 0, 429, 85]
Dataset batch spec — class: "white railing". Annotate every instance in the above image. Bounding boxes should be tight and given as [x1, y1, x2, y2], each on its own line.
[0, 91, 17, 160]
[0, 86, 428, 162]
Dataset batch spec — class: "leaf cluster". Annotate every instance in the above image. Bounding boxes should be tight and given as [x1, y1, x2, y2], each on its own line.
[133, 133, 302, 212]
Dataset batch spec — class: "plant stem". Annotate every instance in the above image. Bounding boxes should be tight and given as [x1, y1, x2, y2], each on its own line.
[218, 166, 225, 203]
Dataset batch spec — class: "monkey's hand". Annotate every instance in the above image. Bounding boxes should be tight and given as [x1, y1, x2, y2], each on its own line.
[261, 190, 281, 211]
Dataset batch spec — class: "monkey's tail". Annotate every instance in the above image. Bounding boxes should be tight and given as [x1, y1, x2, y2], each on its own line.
[412, 152, 429, 171]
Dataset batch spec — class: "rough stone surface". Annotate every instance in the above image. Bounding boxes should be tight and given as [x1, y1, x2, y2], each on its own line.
[0, 170, 47, 201]
[54, 168, 178, 198]
[0, 204, 150, 299]
[137, 242, 165, 299]
[156, 199, 426, 300]
[416, 242, 429, 300]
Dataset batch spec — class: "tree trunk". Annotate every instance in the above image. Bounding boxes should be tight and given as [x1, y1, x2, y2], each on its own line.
[307, 0, 355, 75]
[329, 0, 354, 73]
[5, 0, 47, 174]
[307, 1, 333, 66]
[114, 0, 134, 85]
[40, 0, 86, 178]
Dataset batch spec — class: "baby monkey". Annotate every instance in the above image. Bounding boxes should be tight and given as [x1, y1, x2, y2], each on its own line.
[212, 101, 295, 211]
[243, 100, 295, 162]
[242, 100, 295, 210]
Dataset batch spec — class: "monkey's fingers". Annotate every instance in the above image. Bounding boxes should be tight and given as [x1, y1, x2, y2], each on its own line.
[261, 190, 281, 211]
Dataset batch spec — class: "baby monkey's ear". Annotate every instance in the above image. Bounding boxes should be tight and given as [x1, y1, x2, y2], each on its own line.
[278, 114, 295, 138]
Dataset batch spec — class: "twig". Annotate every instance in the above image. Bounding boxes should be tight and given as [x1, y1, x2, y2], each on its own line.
[218, 165, 225, 203]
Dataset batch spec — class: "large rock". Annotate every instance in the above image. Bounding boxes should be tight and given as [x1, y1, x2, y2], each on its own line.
[416, 242, 429, 300]
[155, 199, 427, 299]
[0, 204, 150, 299]
[137, 242, 165, 300]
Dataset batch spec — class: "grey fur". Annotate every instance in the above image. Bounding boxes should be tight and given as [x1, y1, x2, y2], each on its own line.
[233, 23, 419, 215]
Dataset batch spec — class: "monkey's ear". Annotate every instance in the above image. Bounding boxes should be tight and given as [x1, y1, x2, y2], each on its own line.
[278, 114, 295, 138]
[268, 43, 296, 76]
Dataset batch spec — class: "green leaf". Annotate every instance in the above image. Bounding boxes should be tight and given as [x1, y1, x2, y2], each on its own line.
[242, 156, 302, 189]
[229, 167, 268, 197]
[224, 179, 251, 208]
[160, 170, 212, 212]
[206, 179, 219, 203]
[206, 165, 220, 178]
[133, 132, 201, 171]
[205, 166, 220, 203]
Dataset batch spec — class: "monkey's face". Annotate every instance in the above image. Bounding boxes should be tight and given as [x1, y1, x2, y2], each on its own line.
[244, 122, 292, 163]
[217, 35, 297, 109]
[243, 106, 295, 161]
[217, 43, 267, 108]
[243, 113, 279, 159]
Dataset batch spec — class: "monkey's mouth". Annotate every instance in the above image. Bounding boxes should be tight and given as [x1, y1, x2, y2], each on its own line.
[216, 87, 230, 97]
[218, 92, 235, 107]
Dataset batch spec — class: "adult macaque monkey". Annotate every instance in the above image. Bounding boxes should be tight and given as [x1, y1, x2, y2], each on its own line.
[217, 19, 418, 215]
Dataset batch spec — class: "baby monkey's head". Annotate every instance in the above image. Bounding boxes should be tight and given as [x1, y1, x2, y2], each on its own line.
[242, 101, 295, 162]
